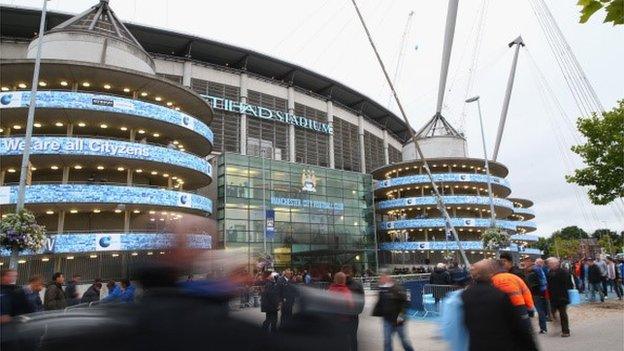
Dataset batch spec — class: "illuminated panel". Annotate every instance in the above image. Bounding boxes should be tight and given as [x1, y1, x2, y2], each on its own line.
[377, 195, 513, 210]
[0, 184, 212, 214]
[375, 173, 510, 190]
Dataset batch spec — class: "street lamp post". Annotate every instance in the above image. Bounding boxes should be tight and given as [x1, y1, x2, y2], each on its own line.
[466, 96, 497, 227]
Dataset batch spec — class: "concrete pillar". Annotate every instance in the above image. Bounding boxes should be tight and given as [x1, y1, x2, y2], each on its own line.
[0, 170, 4, 185]
[167, 177, 173, 189]
[327, 100, 335, 168]
[126, 169, 133, 186]
[288, 87, 296, 162]
[62, 167, 70, 184]
[240, 73, 248, 155]
[182, 61, 192, 87]
[72, 83, 78, 92]
[358, 115, 366, 173]
[66, 123, 73, 137]
[124, 210, 130, 232]
[57, 211, 65, 234]
[129, 129, 136, 142]
[383, 130, 389, 165]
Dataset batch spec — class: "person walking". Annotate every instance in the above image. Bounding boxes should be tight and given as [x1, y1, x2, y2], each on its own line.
[372, 273, 415, 351]
[429, 263, 452, 306]
[607, 257, 623, 300]
[44, 272, 67, 311]
[587, 258, 604, 302]
[524, 259, 548, 334]
[81, 279, 103, 304]
[491, 260, 535, 336]
[0, 269, 19, 323]
[595, 256, 609, 296]
[328, 272, 354, 346]
[579, 259, 590, 296]
[12, 275, 44, 315]
[462, 259, 538, 351]
[260, 271, 280, 333]
[546, 257, 573, 337]
[342, 265, 365, 351]
[64, 274, 81, 306]
[278, 269, 297, 327]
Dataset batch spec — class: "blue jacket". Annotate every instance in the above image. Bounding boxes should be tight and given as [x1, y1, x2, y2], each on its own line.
[120, 285, 136, 303]
[102, 285, 122, 302]
[534, 266, 548, 292]
[440, 290, 468, 351]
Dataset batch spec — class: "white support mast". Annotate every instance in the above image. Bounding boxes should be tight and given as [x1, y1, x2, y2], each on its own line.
[436, 0, 459, 114]
[492, 36, 524, 162]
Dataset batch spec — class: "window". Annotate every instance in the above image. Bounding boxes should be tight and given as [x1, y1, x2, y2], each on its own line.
[389, 145, 402, 164]
[191, 79, 241, 153]
[294, 103, 329, 167]
[333, 117, 361, 172]
[364, 131, 386, 172]
[246, 91, 289, 160]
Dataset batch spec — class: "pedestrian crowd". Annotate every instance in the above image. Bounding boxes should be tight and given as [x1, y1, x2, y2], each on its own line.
[0, 269, 136, 323]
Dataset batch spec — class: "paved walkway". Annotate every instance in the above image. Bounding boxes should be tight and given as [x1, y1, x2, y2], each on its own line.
[234, 291, 624, 351]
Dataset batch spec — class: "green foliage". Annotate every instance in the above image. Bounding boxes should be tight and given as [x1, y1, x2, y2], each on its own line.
[481, 228, 510, 251]
[553, 237, 581, 259]
[578, 0, 624, 25]
[535, 237, 552, 257]
[554, 226, 589, 240]
[566, 100, 624, 205]
[0, 209, 47, 252]
[592, 228, 624, 254]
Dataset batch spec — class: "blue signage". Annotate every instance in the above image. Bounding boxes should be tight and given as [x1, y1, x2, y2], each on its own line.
[0, 137, 212, 177]
[377, 195, 513, 210]
[266, 210, 275, 240]
[375, 173, 511, 191]
[380, 218, 520, 231]
[270, 196, 344, 211]
[0, 91, 213, 144]
[0, 184, 213, 214]
[379, 241, 543, 255]
[0, 233, 212, 256]
[204, 95, 333, 135]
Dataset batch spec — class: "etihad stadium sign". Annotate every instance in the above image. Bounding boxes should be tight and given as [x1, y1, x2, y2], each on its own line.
[203, 95, 333, 135]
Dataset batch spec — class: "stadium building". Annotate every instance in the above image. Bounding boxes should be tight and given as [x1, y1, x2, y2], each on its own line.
[0, 1, 408, 278]
[373, 114, 540, 268]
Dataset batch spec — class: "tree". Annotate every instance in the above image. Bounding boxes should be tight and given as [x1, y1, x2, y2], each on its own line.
[554, 226, 589, 240]
[535, 237, 552, 257]
[578, 0, 624, 25]
[592, 228, 624, 254]
[552, 237, 581, 259]
[566, 100, 624, 205]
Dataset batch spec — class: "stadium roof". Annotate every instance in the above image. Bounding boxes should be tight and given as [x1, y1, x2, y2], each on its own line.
[0, 5, 411, 142]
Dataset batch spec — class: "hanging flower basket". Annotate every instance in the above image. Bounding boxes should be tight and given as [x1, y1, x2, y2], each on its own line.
[481, 227, 510, 251]
[0, 209, 47, 252]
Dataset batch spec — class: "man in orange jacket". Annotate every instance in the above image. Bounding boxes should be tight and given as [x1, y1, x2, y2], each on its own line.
[491, 259, 536, 334]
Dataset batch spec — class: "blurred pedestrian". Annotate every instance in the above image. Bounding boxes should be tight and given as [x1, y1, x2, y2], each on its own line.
[545, 257, 573, 337]
[430, 263, 452, 305]
[587, 258, 604, 302]
[595, 256, 608, 296]
[342, 265, 364, 351]
[120, 279, 136, 303]
[448, 262, 470, 287]
[0, 269, 18, 323]
[81, 279, 103, 303]
[462, 259, 538, 351]
[102, 280, 122, 302]
[44, 272, 67, 311]
[500, 253, 525, 279]
[260, 271, 280, 333]
[372, 273, 414, 351]
[328, 272, 354, 344]
[278, 269, 297, 327]
[524, 259, 548, 334]
[65, 274, 81, 306]
[13, 275, 44, 315]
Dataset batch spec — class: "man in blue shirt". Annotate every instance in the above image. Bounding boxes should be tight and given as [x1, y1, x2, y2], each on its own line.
[102, 280, 122, 303]
[119, 279, 136, 303]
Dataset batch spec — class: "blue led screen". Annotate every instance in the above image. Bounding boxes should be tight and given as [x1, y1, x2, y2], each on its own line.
[0, 91, 213, 144]
[0, 184, 212, 213]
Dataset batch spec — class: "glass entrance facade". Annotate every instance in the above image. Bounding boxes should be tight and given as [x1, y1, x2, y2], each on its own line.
[217, 153, 376, 272]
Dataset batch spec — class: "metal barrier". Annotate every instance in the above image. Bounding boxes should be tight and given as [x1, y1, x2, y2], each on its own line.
[421, 284, 462, 317]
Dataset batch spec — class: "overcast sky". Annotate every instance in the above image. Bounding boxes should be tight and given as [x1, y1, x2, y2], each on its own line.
[3, 0, 623, 236]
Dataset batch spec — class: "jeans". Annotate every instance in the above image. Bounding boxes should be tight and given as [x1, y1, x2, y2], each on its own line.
[551, 305, 569, 334]
[589, 282, 605, 302]
[348, 317, 359, 351]
[611, 279, 623, 299]
[534, 295, 548, 332]
[280, 303, 293, 327]
[262, 311, 278, 333]
[601, 278, 608, 295]
[383, 319, 414, 351]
